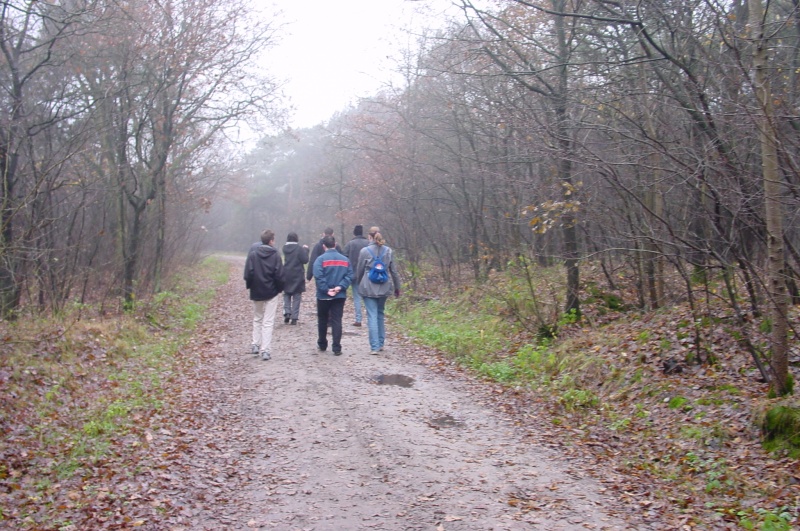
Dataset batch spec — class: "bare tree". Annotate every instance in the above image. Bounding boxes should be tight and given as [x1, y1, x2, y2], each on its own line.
[74, 0, 283, 306]
[456, 0, 583, 314]
[748, 0, 790, 395]
[0, 0, 97, 316]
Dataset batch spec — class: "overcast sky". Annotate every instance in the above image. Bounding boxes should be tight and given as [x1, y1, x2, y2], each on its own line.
[264, 0, 458, 129]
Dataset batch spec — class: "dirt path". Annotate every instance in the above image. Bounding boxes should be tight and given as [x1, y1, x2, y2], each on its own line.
[163, 257, 650, 530]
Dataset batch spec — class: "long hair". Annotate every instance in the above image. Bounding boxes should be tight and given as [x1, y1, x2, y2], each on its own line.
[373, 232, 385, 246]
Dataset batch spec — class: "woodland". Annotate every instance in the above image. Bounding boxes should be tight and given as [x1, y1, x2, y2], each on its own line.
[215, 0, 800, 398]
[0, 0, 800, 528]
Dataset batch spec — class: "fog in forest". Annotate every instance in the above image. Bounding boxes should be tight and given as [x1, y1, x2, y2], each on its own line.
[3, 1, 800, 396]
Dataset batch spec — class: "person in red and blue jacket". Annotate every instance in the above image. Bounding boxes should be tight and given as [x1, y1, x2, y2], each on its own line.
[312, 235, 352, 355]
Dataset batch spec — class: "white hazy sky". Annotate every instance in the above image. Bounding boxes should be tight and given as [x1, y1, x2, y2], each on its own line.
[264, 0, 458, 129]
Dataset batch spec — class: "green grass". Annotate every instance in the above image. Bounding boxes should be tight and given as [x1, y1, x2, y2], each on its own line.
[668, 396, 690, 409]
[391, 279, 608, 411]
[760, 404, 800, 458]
[559, 388, 599, 410]
[738, 507, 795, 530]
[395, 299, 508, 360]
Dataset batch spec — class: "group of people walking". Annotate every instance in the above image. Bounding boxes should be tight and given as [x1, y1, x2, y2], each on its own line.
[243, 225, 400, 360]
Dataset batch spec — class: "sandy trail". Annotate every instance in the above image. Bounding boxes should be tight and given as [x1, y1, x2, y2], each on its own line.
[169, 257, 646, 530]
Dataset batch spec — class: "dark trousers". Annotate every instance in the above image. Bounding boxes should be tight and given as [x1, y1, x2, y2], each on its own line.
[283, 292, 302, 320]
[317, 298, 345, 352]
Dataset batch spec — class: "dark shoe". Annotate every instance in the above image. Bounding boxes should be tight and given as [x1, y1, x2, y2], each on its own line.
[291, 319, 297, 325]
[284, 315, 290, 324]
[333, 350, 342, 356]
[353, 321, 362, 327]
[251, 344, 260, 356]
[260, 351, 271, 361]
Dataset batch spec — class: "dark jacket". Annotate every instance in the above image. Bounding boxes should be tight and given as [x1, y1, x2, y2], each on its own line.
[343, 236, 369, 274]
[244, 244, 284, 301]
[307, 238, 343, 281]
[282, 242, 309, 294]
[313, 249, 352, 300]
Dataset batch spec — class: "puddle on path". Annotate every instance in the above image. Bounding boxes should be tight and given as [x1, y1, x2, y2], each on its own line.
[372, 374, 414, 388]
[428, 414, 464, 429]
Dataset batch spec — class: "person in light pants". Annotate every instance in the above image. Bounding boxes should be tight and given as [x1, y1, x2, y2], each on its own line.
[244, 229, 284, 360]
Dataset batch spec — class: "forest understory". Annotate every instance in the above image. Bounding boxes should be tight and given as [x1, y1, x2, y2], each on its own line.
[0, 257, 798, 530]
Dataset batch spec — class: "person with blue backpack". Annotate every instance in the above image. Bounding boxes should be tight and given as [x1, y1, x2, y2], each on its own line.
[356, 229, 401, 354]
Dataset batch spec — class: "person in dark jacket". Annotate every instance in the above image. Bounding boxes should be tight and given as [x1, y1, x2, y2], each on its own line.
[244, 229, 284, 361]
[281, 232, 309, 325]
[313, 235, 351, 355]
[343, 224, 369, 327]
[306, 227, 342, 281]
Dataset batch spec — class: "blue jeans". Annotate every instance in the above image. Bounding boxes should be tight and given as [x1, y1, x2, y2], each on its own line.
[363, 296, 387, 351]
[351, 286, 363, 323]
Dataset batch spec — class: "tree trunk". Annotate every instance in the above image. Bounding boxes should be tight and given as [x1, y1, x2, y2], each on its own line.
[0, 137, 20, 317]
[642, 91, 664, 309]
[750, 0, 790, 395]
[123, 206, 145, 309]
[554, 3, 580, 316]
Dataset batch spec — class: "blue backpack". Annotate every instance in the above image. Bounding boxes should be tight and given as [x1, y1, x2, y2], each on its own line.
[366, 247, 389, 284]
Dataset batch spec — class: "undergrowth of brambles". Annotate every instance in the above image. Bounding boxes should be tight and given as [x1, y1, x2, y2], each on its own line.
[390, 258, 799, 530]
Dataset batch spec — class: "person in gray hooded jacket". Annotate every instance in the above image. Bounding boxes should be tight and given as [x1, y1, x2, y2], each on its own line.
[356, 231, 401, 354]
